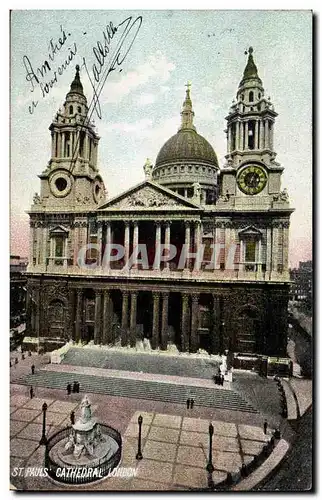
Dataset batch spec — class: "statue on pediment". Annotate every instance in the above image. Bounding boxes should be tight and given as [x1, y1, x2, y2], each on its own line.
[143, 158, 153, 179]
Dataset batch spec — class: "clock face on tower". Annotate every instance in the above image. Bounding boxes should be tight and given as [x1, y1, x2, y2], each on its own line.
[237, 165, 267, 195]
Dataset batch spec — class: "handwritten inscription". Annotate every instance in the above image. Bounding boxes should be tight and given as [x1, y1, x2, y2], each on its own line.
[82, 16, 143, 121]
[22, 25, 77, 114]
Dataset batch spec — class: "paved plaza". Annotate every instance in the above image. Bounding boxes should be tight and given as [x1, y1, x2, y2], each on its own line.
[10, 388, 272, 491]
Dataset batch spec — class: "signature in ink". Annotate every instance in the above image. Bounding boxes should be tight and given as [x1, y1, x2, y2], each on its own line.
[68, 15, 142, 174]
[82, 16, 143, 121]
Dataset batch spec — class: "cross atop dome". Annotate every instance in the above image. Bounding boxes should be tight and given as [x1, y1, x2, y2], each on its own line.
[180, 82, 195, 131]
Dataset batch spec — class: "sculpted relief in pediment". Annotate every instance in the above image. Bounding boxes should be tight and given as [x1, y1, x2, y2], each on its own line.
[111, 186, 180, 209]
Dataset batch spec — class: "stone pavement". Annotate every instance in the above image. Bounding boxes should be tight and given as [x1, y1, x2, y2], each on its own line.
[10, 389, 273, 491]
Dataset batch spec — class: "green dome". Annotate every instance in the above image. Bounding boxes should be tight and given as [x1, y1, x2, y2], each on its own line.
[155, 129, 218, 167]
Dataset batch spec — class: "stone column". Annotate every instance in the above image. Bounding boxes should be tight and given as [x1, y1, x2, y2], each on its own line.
[51, 132, 55, 157]
[194, 221, 202, 271]
[239, 121, 244, 150]
[29, 223, 35, 267]
[84, 134, 89, 160]
[105, 222, 111, 270]
[184, 221, 191, 269]
[133, 222, 139, 269]
[245, 121, 249, 149]
[272, 225, 280, 273]
[266, 227, 272, 274]
[61, 132, 65, 157]
[94, 291, 102, 344]
[270, 122, 274, 150]
[97, 222, 103, 266]
[35, 223, 41, 265]
[257, 238, 262, 273]
[264, 120, 269, 149]
[154, 222, 161, 270]
[259, 120, 264, 149]
[165, 221, 171, 270]
[102, 290, 113, 345]
[124, 221, 130, 267]
[69, 131, 73, 157]
[151, 292, 160, 350]
[160, 292, 169, 350]
[228, 125, 232, 153]
[256, 120, 260, 149]
[41, 224, 48, 267]
[283, 225, 289, 272]
[211, 295, 221, 354]
[121, 291, 129, 346]
[190, 294, 199, 352]
[73, 224, 79, 266]
[239, 239, 244, 272]
[181, 293, 190, 352]
[236, 121, 240, 150]
[75, 290, 82, 343]
[130, 292, 137, 347]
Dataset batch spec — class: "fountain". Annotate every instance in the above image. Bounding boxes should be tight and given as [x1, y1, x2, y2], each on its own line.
[45, 396, 122, 484]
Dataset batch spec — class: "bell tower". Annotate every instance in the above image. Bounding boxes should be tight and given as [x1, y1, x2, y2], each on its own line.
[33, 65, 106, 211]
[220, 47, 284, 201]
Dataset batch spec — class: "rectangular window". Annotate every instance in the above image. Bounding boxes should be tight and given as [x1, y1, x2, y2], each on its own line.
[55, 236, 64, 258]
[245, 239, 256, 262]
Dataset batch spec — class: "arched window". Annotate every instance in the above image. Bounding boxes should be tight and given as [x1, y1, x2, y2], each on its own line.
[77, 106, 81, 113]
[249, 91, 254, 102]
[69, 105, 73, 115]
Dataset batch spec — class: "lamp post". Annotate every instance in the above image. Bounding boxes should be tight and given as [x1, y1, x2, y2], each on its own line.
[206, 422, 214, 473]
[136, 415, 143, 460]
[39, 402, 48, 445]
[220, 321, 225, 355]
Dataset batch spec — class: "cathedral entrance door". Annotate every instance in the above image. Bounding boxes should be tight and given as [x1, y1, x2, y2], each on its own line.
[236, 306, 259, 353]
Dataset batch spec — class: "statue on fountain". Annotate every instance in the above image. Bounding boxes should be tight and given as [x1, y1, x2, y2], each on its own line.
[63, 395, 105, 460]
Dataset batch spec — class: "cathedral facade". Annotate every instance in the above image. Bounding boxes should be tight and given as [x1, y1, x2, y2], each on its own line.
[25, 48, 293, 356]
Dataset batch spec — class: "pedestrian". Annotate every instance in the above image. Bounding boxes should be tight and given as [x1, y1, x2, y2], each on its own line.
[30, 386, 34, 399]
[190, 398, 194, 409]
[15, 357, 18, 365]
[67, 383, 72, 396]
[186, 398, 190, 409]
[72, 381, 77, 393]
[28, 350, 32, 357]
[241, 463, 247, 477]
[263, 419, 268, 434]
[70, 410, 75, 425]
[31, 364, 35, 375]
[21, 353, 25, 360]
[76, 381, 80, 393]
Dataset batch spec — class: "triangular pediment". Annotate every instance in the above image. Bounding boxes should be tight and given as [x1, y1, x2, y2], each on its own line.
[238, 225, 262, 236]
[49, 225, 69, 235]
[97, 180, 201, 211]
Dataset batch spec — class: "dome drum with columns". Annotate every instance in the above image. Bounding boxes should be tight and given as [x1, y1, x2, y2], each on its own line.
[151, 83, 219, 204]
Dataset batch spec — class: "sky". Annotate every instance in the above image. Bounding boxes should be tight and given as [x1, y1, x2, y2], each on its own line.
[10, 9, 312, 267]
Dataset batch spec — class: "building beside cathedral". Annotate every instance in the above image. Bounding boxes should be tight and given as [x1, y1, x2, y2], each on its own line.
[25, 48, 294, 357]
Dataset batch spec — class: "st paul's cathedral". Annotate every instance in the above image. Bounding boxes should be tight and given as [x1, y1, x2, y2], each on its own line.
[25, 48, 294, 357]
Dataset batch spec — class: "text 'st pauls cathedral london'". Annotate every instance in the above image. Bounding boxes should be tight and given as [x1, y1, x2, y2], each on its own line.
[26, 49, 293, 357]
[10, 10, 312, 493]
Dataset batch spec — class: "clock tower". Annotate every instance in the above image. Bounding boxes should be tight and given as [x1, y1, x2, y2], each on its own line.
[221, 47, 283, 202]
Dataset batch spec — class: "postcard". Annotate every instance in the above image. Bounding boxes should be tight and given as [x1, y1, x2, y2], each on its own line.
[10, 9, 312, 492]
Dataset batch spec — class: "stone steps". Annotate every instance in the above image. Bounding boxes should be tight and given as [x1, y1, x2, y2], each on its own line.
[18, 370, 258, 414]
